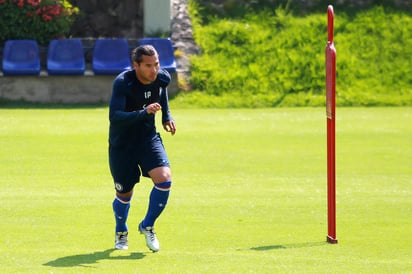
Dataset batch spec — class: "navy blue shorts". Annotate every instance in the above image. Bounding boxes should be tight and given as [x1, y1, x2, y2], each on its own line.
[109, 133, 170, 193]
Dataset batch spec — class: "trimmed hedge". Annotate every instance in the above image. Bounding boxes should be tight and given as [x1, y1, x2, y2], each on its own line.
[173, 4, 412, 107]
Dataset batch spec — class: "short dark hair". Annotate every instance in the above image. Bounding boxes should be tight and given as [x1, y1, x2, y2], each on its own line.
[131, 45, 158, 64]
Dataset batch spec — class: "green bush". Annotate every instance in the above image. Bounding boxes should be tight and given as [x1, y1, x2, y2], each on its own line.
[187, 7, 327, 107]
[0, 0, 79, 46]
[336, 7, 412, 106]
[178, 4, 412, 107]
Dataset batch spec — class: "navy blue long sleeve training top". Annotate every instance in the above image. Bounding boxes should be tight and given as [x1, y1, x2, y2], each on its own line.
[109, 68, 173, 148]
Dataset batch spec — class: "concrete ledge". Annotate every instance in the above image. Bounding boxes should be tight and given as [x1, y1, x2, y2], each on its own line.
[0, 71, 178, 104]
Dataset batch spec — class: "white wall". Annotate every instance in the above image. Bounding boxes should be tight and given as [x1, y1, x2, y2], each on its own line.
[144, 0, 171, 35]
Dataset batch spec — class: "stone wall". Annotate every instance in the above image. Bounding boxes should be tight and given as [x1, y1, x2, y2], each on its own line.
[69, 0, 144, 39]
[0, 74, 113, 104]
[0, 70, 178, 104]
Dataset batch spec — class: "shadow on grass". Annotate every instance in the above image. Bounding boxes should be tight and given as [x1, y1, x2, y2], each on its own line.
[43, 248, 145, 268]
[250, 241, 327, 251]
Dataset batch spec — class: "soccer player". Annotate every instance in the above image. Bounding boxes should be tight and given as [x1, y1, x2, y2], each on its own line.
[108, 45, 176, 252]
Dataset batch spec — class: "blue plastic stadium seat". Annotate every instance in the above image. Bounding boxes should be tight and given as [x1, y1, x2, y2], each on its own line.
[92, 38, 131, 75]
[2, 40, 41, 76]
[47, 39, 85, 75]
[138, 38, 176, 73]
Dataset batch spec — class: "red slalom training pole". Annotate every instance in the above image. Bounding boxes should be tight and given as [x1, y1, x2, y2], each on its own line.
[326, 5, 338, 244]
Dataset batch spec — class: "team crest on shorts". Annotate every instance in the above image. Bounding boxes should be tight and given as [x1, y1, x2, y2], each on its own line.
[115, 182, 123, 192]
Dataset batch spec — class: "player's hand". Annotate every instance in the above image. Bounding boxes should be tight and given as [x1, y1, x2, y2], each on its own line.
[145, 103, 161, 114]
[163, 120, 176, 135]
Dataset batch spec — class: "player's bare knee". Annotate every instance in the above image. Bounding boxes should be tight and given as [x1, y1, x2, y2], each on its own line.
[149, 167, 172, 183]
[154, 172, 172, 184]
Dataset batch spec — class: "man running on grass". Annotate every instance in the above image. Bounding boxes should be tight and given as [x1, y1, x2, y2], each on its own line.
[108, 45, 176, 252]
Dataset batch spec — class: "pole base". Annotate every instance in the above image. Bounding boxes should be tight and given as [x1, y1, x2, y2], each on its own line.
[327, 235, 338, 244]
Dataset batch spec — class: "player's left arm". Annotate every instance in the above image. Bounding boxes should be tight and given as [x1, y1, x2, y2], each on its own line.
[157, 69, 176, 135]
[160, 86, 176, 135]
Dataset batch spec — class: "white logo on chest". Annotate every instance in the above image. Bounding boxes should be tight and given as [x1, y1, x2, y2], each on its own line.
[144, 91, 152, 99]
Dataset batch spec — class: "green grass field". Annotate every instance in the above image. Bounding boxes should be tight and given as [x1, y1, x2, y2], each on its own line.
[0, 107, 411, 273]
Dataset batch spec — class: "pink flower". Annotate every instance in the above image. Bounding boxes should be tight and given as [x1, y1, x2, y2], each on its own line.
[50, 6, 62, 16]
[42, 13, 52, 21]
[27, 0, 40, 7]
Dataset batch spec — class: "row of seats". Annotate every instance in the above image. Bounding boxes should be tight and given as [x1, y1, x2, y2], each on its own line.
[1, 38, 176, 76]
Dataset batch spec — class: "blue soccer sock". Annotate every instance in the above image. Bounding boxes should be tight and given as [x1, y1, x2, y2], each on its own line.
[141, 181, 171, 228]
[113, 194, 131, 233]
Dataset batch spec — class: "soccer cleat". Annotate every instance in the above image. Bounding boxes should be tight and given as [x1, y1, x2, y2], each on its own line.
[139, 222, 160, 252]
[115, 231, 128, 250]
